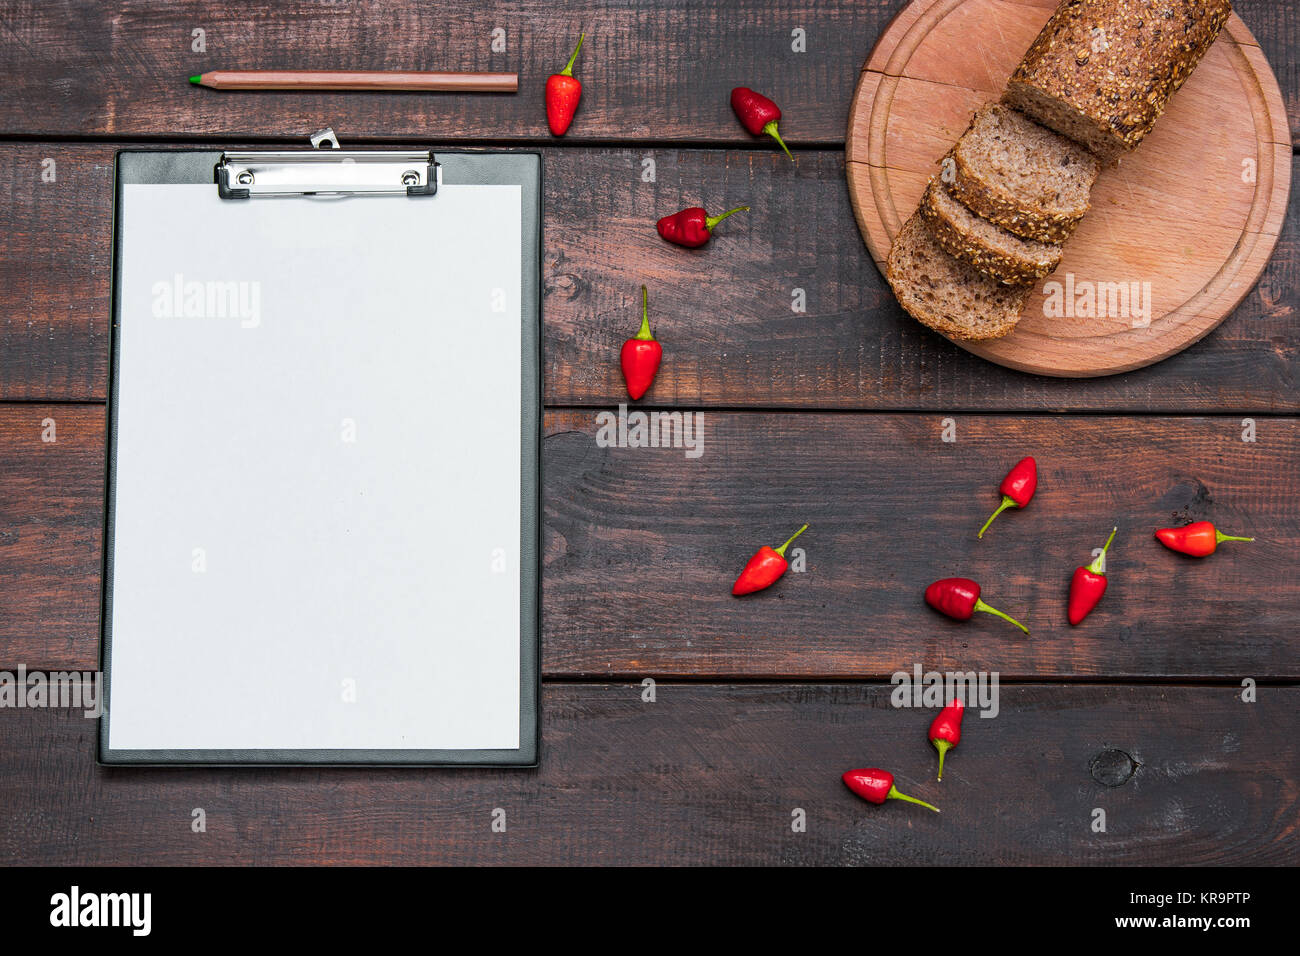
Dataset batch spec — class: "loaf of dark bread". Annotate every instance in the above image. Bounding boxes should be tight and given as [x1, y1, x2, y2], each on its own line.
[946, 102, 1100, 243]
[885, 212, 1032, 341]
[1003, 0, 1232, 160]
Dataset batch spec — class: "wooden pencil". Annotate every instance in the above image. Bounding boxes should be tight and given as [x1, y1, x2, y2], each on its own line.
[189, 70, 518, 93]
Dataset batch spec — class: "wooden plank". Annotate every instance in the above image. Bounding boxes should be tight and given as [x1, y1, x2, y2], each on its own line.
[0, 683, 1291, 865]
[0, 143, 1297, 408]
[1242, 0, 1300, 146]
[541, 410, 1299, 679]
[0, 406, 103, 669]
[6, 406, 1297, 679]
[0, 1, 1291, 145]
[0, 146, 114, 400]
[0, 0, 892, 143]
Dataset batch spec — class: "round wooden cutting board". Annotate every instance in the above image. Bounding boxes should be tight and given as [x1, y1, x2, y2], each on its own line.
[847, 0, 1291, 377]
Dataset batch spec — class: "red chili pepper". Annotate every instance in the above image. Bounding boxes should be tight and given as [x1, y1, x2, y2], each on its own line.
[929, 698, 964, 781]
[925, 577, 1029, 634]
[978, 456, 1037, 539]
[1068, 526, 1117, 626]
[731, 524, 807, 596]
[1155, 520, 1254, 558]
[842, 768, 940, 813]
[545, 33, 585, 136]
[656, 204, 749, 248]
[619, 285, 661, 400]
[729, 87, 793, 160]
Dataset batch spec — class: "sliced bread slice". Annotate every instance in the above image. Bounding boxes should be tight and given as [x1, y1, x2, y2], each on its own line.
[945, 102, 1099, 243]
[921, 180, 1062, 286]
[885, 211, 1031, 342]
[1003, 0, 1232, 160]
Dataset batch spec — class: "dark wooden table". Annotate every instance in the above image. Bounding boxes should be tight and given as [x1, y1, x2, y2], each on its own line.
[0, 0, 1295, 866]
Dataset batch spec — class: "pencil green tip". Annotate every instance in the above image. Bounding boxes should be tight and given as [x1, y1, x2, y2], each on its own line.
[188, 74, 202, 85]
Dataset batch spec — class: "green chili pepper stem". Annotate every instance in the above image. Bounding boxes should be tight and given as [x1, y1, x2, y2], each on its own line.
[634, 285, 653, 340]
[1215, 531, 1255, 543]
[704, 205, 749, 231]
[559, 33, 585, 77]
[934, 739, 951, 781]
[978, 495, 1017, 539]
[973, 598, 1029, 634]
[1086, 526, 1119, 575]
[887, 784, 940, 813]
[761, 120, 793, 161]
[773, 523, 808, 558]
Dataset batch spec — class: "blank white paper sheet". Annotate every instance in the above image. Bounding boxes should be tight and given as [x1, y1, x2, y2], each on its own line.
[106, 182, 523, 753]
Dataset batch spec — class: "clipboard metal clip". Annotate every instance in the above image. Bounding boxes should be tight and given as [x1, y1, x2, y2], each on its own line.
[216, 128, 438, 200]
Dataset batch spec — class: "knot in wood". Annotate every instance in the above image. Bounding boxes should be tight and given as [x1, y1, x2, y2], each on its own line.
[1090, 748, 1137, 786]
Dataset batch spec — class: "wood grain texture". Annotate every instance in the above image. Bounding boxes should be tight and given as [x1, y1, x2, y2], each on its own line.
[541, 411, 1299, 679]
[0, 0, 1291, 145]
[847, 0, 1291, 377]
[0, 406, 104, 669]
[0, 683, 1292, 865]
[1, 143, 1297, 408]
[7, 405, 1297, 679]
[0, 0, 890, 143]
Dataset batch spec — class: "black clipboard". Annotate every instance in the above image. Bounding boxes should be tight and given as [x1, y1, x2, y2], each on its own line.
[100, 141, 541, 766]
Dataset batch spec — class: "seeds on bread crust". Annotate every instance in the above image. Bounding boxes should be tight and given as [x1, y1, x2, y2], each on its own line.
[921, 181, 1062, 285]
[1003, 0, 1233, 160]
[885, 211, 1031, 342]
[945, 102, 1099, 243]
